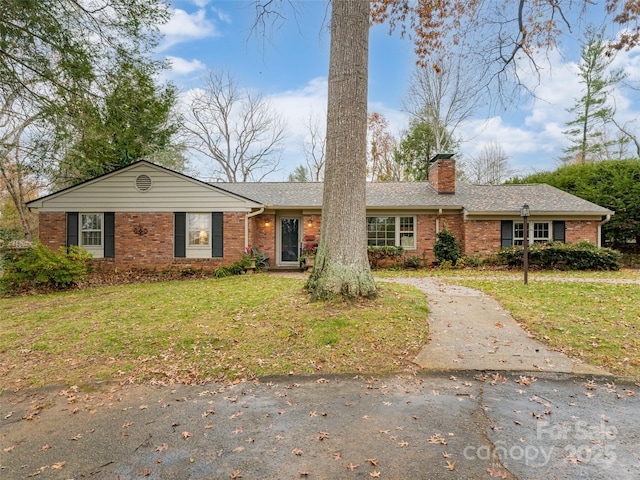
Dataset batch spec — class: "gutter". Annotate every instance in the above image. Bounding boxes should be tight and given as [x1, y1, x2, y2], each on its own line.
[597, 214, 612, 248]
[245, 207, 265, 249]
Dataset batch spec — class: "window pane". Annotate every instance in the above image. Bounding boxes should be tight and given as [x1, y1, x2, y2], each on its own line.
[533, 222, 550, 243]
[82, 231, 101, 246]
[367, 217, 394, 246]
[399, 216, 415, 248]
[80, 214, 102, 246]
[82, 214, 101, 231]
[188, 213, 210, 246]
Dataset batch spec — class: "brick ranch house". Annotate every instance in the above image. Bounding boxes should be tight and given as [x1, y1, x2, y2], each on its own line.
[27, 157, 613, 269]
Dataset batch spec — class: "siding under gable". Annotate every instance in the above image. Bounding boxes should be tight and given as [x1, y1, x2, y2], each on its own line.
[34, 164, 260, 213]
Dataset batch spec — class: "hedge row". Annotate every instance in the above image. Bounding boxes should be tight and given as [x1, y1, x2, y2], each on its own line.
[496, 241, 621, 271]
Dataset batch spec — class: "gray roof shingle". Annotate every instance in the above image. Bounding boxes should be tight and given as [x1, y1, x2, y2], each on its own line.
[218, 182, 612, 215]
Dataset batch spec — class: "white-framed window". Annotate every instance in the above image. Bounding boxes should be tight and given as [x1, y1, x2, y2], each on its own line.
[188, 213, 210, 246]
[367, 216, 415, 249]
[514, 221, 552, 245]
[80, 213, 102, 247]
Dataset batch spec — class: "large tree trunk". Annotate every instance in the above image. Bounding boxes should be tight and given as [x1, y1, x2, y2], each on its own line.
[306, 0, 376, 300]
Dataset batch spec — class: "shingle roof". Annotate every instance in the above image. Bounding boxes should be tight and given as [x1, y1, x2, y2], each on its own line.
[218, 181, 612, 215]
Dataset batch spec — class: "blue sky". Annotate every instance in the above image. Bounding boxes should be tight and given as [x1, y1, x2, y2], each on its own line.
[157, 0, 640, 181]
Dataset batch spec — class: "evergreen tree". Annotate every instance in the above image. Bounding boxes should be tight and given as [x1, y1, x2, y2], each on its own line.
[563, 26, 626, 163]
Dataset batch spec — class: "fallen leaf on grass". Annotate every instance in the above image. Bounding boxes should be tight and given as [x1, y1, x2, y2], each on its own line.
[230, 469, 243, 479]
[346, 463, 359, 471]
[292, 448, 304, 456]
[367, 458, 378, 466]
[233, 446, 245, 453]
[370, 471, 381, 478]
[182, 431, 192, 440]
[3, 446, 15, 453]
[446, 460, 456, 471]
[315, 431, 330, 441]
[122, 422, 133, 428]
[154, 443, 168, 452]
[139, 469, 151, 477]
[51, 462, 65, 470]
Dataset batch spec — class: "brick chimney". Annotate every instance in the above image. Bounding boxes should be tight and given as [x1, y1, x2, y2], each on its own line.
[428, 154, 456, 194]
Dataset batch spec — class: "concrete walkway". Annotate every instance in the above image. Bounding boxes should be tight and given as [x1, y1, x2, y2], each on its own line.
[389, 277, 609, 376]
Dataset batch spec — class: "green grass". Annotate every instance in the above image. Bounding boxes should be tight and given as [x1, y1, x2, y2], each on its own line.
[0, 275, 429, 390]
[450, 278, 640, 378]
[374, 267, 640, 280]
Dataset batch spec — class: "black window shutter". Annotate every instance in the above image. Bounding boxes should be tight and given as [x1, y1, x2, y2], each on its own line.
[104, 212, 115, 258]
[501, 220, 513, 248]
[553, 221, 566, 243]
[67, 212, 79, 248]
[174, 212, 186, 258]
[212, 212, 223, 258]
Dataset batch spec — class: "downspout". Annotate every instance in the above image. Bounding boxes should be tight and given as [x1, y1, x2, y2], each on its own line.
[435, 208, 443, 233]
[245, 207, 265, 249]
[597, 214, 611, 248]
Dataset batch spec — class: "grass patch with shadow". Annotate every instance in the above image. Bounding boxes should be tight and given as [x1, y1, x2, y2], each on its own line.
[0, 275, 428, 390]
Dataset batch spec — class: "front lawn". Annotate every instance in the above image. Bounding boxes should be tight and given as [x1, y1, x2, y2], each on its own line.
[452, 278, 640, 378]
[0, 275, 429, 391]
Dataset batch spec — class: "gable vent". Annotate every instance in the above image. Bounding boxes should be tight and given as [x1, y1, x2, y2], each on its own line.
[135, 174, 152, 192]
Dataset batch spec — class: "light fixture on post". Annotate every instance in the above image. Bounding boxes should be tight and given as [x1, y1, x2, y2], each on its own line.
[521, 203, 530, 285]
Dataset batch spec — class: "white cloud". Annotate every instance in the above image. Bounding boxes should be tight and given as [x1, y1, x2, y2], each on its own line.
[158, 8, 218, 51]
[269, 78, 327, 138]
[166, 56, 207, 76]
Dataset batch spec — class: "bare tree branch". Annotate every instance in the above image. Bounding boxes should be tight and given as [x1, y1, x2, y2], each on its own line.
[181, 70, 286, 182]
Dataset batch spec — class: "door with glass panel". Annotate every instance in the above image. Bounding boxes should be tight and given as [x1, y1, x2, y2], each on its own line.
[279, 217, 300, 265]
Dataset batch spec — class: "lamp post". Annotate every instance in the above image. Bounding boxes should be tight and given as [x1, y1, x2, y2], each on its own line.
[521, 203, 530, 285]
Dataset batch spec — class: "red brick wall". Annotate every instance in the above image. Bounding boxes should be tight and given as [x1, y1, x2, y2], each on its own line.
[38, 212, 66, 250]
[302, 214, 321, 247]
[463, 220, 502, 256]
[566, 220, 599, 244]
[249, 214, 276, 262]
[37, 210, 603, 269]
[37, 211, 249, 269]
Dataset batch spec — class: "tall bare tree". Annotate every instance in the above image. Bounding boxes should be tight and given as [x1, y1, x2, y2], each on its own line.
[301, 112, 326, 181]
[288, 113, 326, 182]
[182, 70, 287, 182]
[0, 91, 45, 240]
[367, 112, 402, 181]
[404, 55, 480, 154]
[462, 141, 515, 185]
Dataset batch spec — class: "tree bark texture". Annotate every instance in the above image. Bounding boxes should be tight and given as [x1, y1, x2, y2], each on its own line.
[306, 0, 376, 299]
